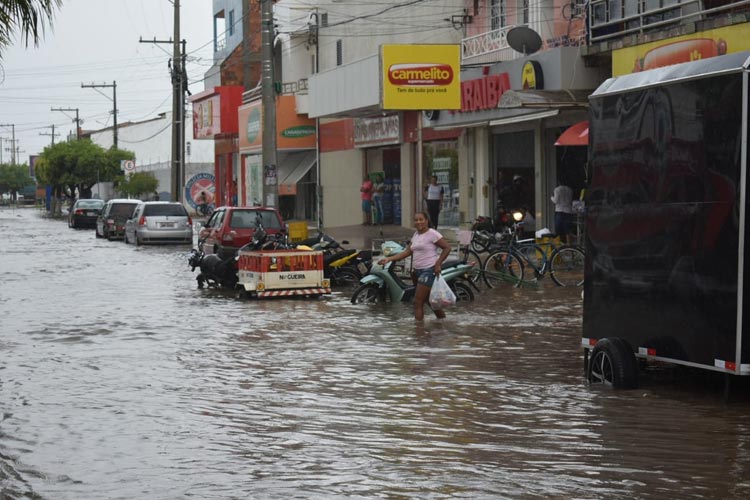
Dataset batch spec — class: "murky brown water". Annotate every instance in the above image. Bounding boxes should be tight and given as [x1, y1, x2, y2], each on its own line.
[2, 207, 750, 499]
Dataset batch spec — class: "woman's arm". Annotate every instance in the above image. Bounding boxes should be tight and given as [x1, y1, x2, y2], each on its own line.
[433, 238, 451, 274]
[379, 244, 412, 265]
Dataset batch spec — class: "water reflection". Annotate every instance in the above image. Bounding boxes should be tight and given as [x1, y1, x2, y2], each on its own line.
[1, 209, 750, 499]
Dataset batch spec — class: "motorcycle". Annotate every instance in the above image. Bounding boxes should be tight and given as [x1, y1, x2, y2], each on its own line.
[350, 240, 476, 304]
[298, 232, 372, 289]
[188, 225, 269, 289]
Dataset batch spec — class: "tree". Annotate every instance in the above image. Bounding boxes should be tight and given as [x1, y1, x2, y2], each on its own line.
[36, 139, 134, 214]
[119, 172, 158, 199]
[0, 0, 62, 56]
[0, 162, 34, 202]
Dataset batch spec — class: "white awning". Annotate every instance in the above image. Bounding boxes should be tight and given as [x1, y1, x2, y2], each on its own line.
[488, 109, 559, 127]
[277, 151, 317, 186]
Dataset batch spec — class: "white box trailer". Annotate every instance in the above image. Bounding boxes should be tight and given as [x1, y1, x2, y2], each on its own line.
[583, 52, 750, 389]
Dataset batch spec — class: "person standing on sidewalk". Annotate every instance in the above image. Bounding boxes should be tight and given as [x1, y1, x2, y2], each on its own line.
[424, 175, 444, 229]
[372, 174, 385, 225]
[551, 175, 575, 244]
[360, 174, 373, 225]
[378, 211, 451, 321]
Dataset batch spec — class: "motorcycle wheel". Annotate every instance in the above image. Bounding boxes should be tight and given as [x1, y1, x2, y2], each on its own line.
[333, 267, 362, 291]
[351, 283, 382, 304]
[451, 280, 475, 302]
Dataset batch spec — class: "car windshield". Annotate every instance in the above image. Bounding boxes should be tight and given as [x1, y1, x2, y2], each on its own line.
[143, 204, 187, 217]
[77, 200, 104, 209]
[230, 210, 282, 229]
[111, 203, 139, 218]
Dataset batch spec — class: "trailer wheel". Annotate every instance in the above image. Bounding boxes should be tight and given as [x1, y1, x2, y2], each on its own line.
[587, 337, 638, 389]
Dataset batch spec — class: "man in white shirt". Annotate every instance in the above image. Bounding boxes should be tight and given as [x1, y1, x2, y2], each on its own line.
[424, 175, 444, 229]
[551, 177, 575, 244]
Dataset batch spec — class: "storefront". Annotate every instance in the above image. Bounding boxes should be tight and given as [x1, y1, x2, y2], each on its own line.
[189, 86, 244, 209]
[238, 95, 318, 221]
[424, 46, 603, 232]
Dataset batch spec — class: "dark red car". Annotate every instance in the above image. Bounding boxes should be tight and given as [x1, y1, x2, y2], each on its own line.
[198, 206, 285, 259]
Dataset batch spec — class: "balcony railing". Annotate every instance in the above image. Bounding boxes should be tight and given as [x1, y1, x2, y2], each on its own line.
[461, 25, 523, 64]
[588, 0, 750, 43]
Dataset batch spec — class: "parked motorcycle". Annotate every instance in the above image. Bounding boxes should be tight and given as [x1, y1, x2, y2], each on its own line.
[188, 225, 269, 289]
[350, 240, 476, 304]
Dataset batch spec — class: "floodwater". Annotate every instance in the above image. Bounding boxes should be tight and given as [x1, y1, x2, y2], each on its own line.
[1, 207, 750, 499]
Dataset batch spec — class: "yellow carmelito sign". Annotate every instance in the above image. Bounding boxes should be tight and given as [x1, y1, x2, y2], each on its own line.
[381, 44, 461, 110]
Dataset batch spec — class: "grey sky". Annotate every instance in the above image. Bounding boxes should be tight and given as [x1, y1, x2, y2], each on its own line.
[0, 0, 214, 162]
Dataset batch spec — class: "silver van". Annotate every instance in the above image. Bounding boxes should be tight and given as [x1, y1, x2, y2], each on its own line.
[124, 201, 192, 245]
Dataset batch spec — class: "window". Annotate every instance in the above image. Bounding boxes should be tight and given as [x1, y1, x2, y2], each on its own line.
[336, 39, 342, 66]
[214, 10, 226, 52]
[490, 0, 506, 31]
[228, 9, 235, 36]
[321, 12, 328, 27]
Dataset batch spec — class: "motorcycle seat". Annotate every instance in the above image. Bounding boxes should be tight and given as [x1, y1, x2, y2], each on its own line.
[442, 258, 462, 269]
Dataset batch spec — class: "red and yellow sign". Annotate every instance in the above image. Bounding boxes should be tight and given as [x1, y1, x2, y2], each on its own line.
[613, 23, 750, 76]
[238, 95, 317, 153]
[382, 44, 461, 110]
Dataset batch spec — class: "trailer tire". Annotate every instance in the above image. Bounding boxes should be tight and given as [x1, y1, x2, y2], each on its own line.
[587, 337, 638, 389]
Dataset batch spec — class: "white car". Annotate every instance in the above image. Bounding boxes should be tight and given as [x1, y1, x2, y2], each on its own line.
[124, 201, 192, 245]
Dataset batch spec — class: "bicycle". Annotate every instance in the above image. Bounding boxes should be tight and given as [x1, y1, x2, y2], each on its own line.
[481, 218, 585, 288]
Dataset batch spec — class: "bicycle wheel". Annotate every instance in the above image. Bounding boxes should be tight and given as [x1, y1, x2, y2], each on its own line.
[549, 245, 585, 286]
[483, 250, 524, 288]
[459, 247, 484, 286]
[517, 243, 547, 278]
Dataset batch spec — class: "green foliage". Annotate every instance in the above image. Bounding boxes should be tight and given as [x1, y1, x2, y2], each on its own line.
[0, 162, 34, 198]
[35, 139, 134, 197]
[0, 0, 62, 55]
[119, 172, 158, 199]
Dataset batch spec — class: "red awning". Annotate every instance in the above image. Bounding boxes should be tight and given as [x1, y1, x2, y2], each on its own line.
[555, 121, 589, 146]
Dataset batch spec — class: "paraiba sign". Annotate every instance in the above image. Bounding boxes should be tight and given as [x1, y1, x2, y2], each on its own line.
[246, 107, 261, 143]
[281, 125, 316, 138]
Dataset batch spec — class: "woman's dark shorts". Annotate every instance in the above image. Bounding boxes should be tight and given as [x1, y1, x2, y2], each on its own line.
[415, 268, 436, 286]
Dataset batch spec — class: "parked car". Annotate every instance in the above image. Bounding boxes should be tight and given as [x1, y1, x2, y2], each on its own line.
[68, 198, 105, 229]
[96, 199, 140, 240]
[124, 201, 193, 245]
[198, 206, 285, 259]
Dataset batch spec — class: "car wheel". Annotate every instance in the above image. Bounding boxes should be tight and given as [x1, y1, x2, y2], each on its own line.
[587, 338, 638, 389]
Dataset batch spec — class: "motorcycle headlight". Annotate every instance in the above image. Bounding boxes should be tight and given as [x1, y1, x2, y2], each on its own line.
[512, 211, 524, 222]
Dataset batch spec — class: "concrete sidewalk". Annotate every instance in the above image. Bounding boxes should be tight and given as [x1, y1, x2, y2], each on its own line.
[320, 224, 463, 252]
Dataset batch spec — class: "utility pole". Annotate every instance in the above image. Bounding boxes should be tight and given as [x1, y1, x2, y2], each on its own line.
[139, 0, 185, 202]
[40, 124, 59, 145]
[51, 107, 81, 140]
[0, 123, 16, 164]
[81, 81, 118, 148]
[261, 0, 278, 207]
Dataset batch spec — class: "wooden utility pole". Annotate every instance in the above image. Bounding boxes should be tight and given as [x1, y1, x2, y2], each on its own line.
[40, 124, 59, 145]
[51, 107, 81, 140]
[0, 123, 16, 164]
[81, 82, 118, 147]
[261, 0, 278, 207]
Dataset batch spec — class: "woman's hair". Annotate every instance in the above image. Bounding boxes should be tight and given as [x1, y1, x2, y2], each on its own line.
[415, 210, 430, 221]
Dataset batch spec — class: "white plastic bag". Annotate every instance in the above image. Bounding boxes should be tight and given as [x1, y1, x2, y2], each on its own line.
[429, 274, 456, 309]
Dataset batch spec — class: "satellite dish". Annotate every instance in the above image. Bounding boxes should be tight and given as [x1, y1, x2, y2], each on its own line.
[507, 26, 542, 55]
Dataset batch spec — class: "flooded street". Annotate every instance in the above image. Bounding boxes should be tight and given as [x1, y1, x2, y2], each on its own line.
[2, 207, 750, 499]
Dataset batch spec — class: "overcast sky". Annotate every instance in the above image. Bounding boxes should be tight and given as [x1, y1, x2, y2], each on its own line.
[0, 0, 215, 162]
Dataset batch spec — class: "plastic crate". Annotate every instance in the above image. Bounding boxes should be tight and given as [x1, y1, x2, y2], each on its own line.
[287, 221, 309, 242]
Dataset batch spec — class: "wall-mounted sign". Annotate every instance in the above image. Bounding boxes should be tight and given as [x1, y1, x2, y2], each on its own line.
[382, 44, 461, 110]
[459, 73, 512, 113]
[521, 61, 543, 89]
[238, 96, 317, 153]
[612, 23, 747, 76]
[193, 94, 221, 139]
[354, 114, 400, 148]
